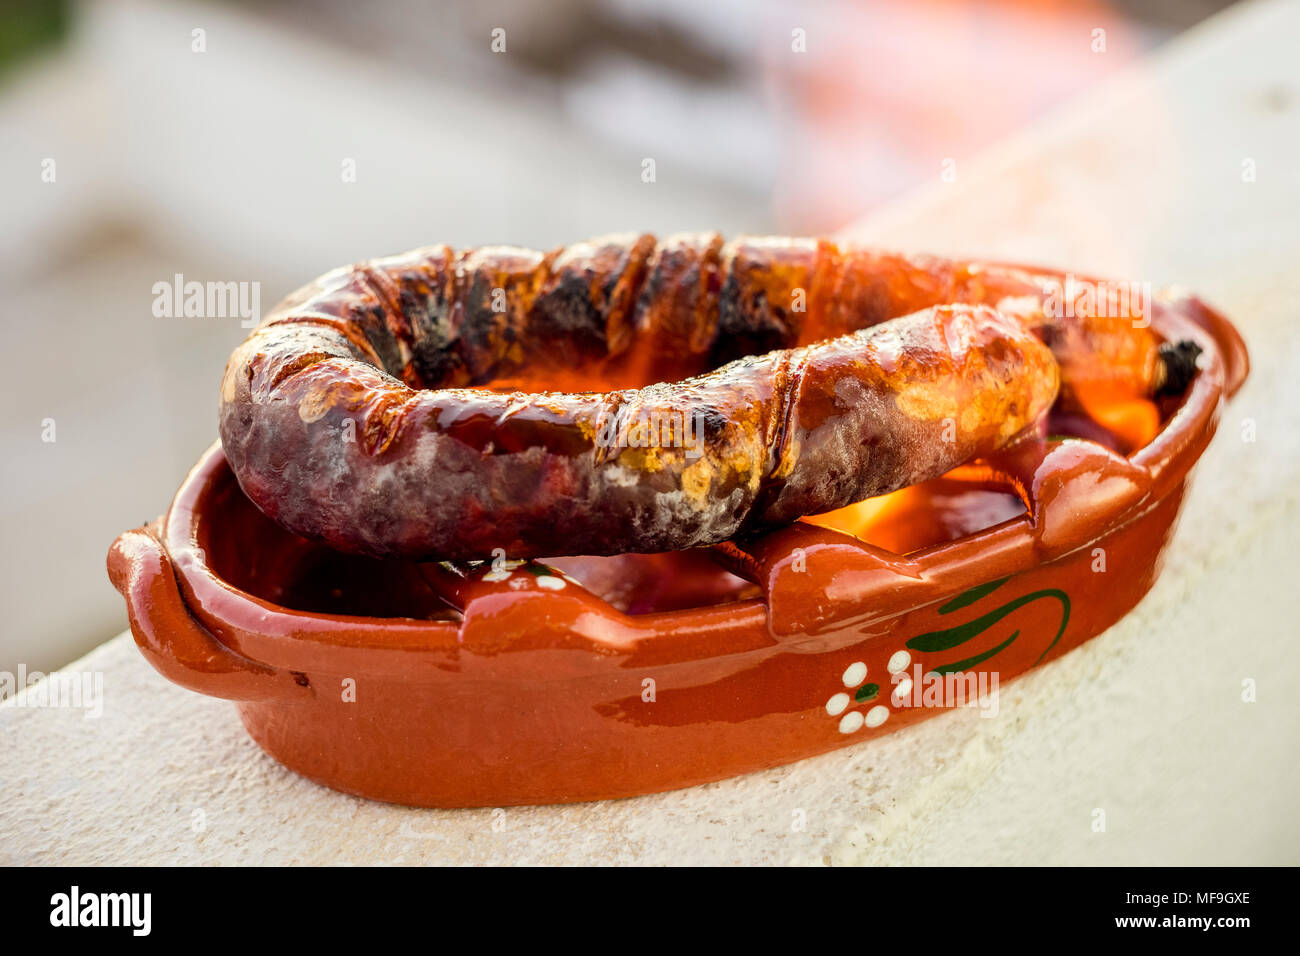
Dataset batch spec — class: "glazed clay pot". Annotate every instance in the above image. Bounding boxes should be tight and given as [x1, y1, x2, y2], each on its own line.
[108, 289, 1247, 807]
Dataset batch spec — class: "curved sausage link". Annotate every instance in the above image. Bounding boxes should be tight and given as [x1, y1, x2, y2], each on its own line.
[220, 263, 1059, 559]
[707, 236, 1185, 404]
[261, 233, 1179, 400]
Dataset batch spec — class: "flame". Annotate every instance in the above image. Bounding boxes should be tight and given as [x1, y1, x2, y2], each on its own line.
[1071, 381, 1161, 452]
[805, 486, 916, 539]
[480, 359, 659, 394]
[806, 473, 1031, 553]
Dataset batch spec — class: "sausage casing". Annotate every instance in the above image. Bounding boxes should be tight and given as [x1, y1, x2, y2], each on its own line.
[219, 235, 1065, 560]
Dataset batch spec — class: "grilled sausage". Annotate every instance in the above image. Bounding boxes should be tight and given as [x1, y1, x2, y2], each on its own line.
[705, 236, 1191, 403]
[219, 237, 1060, 559]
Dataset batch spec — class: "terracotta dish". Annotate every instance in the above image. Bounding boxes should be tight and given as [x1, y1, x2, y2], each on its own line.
[109, 258, 1247, 807]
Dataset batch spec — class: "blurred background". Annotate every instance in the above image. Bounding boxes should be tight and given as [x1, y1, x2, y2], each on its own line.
[1, 0, 1238, 676]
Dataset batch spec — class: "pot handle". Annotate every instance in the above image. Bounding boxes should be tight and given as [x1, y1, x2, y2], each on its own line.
[107, 525, 310, 703]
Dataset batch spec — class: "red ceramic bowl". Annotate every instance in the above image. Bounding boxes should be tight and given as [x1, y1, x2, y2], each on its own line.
[108, 289, 1247, 807]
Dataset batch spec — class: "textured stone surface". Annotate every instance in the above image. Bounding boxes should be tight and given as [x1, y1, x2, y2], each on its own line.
[3, 0, 1298, 865]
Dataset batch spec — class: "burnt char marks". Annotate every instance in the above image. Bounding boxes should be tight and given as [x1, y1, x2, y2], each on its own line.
[530, 264, 608, 356]
[447, 246, 545, 386]
[698, 404, 730, 441]
[460, 261, 510, 373]
[409, 326, 465, 387]
[631, 233, 724, 374]
[695, 235, 726, 353]
[529, 234, 656, 368]
[344, 266, 408, 377]
[715, 271, 789, 364]
[376, 247, 455, 387]
[604, 234, 657, 356]
[711, 237, 819, 367]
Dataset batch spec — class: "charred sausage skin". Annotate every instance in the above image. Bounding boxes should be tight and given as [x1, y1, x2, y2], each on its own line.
[219, 234, 1077, 560]
[235, 234, 1162, 397]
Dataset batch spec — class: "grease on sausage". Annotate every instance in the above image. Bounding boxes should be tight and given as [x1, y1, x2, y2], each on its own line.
[221, 236, 1058, 561]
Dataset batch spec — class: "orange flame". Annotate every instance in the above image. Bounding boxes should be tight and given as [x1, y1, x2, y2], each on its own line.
[806, 476, 1028, 553]
[1071, 382, 1161, 452]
